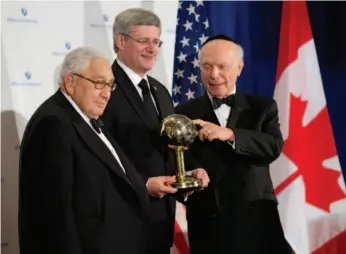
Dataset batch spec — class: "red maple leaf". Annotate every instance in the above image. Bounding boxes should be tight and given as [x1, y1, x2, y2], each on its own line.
[275, 94, 345, 212]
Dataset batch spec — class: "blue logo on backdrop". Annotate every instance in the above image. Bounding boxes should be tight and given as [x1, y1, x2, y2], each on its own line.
[10, 70, 42, 86]
[65, 42, 71, 50]
[21, 8, 27, 16]
[7, 7, 38, 23]
[52, 41, 72, 56]
[90, 13, 112, 28]
[25, 71, 31, 80]
[103, 14, 109, 22]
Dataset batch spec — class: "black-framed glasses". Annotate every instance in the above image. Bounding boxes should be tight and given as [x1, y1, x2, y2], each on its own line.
[71, 73, 116, 91]
[121, 33, 163, 48]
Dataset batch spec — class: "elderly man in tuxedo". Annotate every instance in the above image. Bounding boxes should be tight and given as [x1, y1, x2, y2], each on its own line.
[175, 35, 291, 254]
[19, 47, 150, 254]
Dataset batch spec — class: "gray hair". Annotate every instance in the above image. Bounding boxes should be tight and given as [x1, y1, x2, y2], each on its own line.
[198, 42, 244, 63]
[113, 8, 161, 53]
[58, 47, 108, 86]
[236, 44, 244, 60]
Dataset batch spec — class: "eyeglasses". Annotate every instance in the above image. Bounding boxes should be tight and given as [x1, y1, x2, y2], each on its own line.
[121, 33, 163, 48]
[71, 73, 116, 91]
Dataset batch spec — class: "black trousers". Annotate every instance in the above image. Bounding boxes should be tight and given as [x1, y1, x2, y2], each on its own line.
[145, 246, 170, 254]
[145, 217, 174, 254]
[188, 200, 291, 254]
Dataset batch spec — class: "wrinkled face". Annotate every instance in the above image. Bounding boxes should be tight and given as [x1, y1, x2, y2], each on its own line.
[199, 40, 244, 98]
[116, 25, 161, 77]
[64, 58, 114, 119]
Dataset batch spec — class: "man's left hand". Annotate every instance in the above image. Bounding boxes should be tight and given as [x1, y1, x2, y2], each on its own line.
[192, 168, 209, 188]
[193, 119, 234, 142]
[182, 168, 210, 199]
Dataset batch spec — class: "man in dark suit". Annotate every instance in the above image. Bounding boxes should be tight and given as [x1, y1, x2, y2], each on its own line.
[18, 47, 150, 254]
[175, 35, 291, 254]
[101, 8, 209, 254]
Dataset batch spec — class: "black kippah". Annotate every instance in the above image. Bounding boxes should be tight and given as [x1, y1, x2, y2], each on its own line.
[201, 34, 237, 47]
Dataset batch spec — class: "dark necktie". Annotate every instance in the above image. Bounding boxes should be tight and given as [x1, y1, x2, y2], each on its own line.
[90, 118, 104, 134]
[138, 79, 159, 123]
[212, 94, 235, 109]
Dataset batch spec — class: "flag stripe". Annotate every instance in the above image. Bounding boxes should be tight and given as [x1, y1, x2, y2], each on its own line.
[174, 221, 189, 254]
[312, 230, 346, 254]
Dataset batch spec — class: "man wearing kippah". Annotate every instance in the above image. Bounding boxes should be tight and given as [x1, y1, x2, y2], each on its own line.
[175, 35, 290, 254]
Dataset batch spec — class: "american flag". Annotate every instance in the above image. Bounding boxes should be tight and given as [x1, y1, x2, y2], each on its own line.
[171, 1, 212, 253]
[172, 0, 211, 107]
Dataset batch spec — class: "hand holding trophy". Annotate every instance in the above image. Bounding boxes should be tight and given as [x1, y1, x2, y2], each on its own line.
[160, 114, 203, 192]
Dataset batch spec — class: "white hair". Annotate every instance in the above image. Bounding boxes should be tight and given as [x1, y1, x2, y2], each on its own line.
[198, 42, 244, 64]
[237, 44, 244, 60]
[112, 8, 161, 53]
[58, 47, 108, 87]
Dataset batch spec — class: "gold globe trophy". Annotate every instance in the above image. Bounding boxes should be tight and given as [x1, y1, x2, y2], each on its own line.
[160, 114, 202, 190]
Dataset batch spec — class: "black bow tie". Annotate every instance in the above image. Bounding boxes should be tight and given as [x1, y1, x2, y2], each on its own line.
[212, 94, 235, 109]
[90, 118, 104, 134]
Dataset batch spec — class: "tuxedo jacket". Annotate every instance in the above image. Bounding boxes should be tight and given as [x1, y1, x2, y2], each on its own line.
[101, 60, 176, 248]
[175, 92, 284, 218]
[19, 90, 150, 254]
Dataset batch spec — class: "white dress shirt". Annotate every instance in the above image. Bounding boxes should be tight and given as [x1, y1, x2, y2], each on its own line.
[186, 89, 237, 182]
[61, 90, 126, 173]
[207, 88, 236, 149]
[116, 59, 159, 113]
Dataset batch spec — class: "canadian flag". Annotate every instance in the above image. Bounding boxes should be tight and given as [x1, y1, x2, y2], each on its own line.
[271, 1, 346, 254]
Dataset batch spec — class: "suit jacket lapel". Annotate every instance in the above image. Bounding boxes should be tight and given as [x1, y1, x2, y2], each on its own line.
[227, 107, 240, 129]
[74, 121, 132, 185]
[200, 93, 221, 125]
[147, 77, 173, 121]
[226, 93, 250, 129]
[112, 60, 156, 129]
[54, 90, 132, 186]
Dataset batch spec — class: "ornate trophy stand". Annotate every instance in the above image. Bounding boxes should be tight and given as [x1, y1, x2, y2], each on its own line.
[160, 114, 202, 189]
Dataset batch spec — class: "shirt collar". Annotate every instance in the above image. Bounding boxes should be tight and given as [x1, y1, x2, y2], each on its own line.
[116, 59, 149, 87]
[60, 89, 94, 127]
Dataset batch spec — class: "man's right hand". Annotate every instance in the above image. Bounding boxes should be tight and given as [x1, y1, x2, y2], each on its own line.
[146, 176, 178, 198]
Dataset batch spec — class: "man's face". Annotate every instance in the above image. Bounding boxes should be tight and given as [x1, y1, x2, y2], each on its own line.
[116, 25, 161, 76]
[200, 40, 244, 98]
[65, 58, 114, 119]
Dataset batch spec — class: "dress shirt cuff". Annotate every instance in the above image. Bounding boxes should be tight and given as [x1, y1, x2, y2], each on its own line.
[183, 170, 194, 202]
[227, 139, 236, 149]
[185, 170, 193, 176]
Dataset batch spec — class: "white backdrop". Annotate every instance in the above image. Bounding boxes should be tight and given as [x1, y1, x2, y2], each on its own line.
[1, 1, 185, 254]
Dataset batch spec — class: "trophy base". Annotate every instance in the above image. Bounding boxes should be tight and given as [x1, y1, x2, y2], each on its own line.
[166, 176, 203, 190]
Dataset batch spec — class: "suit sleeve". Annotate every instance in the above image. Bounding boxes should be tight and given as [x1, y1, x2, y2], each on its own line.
[19, 116, 82, 254]
[233, 100, 284, 164]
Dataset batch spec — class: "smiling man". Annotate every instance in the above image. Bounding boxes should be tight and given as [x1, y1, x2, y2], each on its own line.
[101, 8, 210, 254]
[175, 35, 290, 254]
